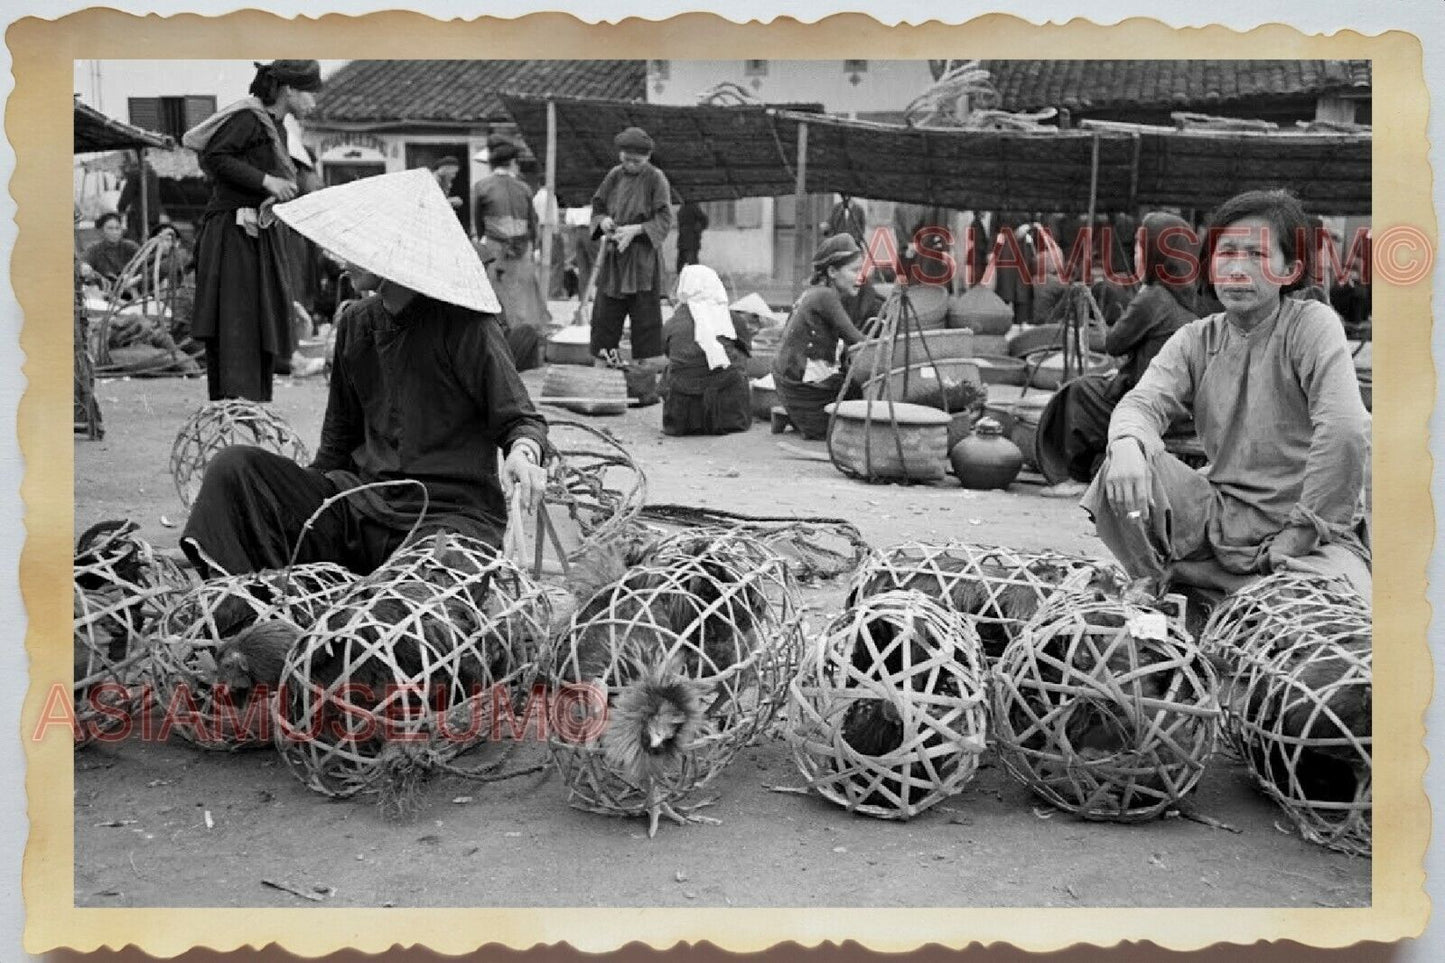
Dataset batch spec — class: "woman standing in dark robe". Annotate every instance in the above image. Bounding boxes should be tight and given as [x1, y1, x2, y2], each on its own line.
[474, 135, 551, 331]
[772, 234, 870, 440]
[659, 264, 752, 436]
[589, 126, 674, 377]
[183, 59, 321, 402]
[1036, 211, 1200, 495]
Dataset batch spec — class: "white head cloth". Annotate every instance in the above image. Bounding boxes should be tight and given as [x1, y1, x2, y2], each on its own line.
[676, 264, 734, 370]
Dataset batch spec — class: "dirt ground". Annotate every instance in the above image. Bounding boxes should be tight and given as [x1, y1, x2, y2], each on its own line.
[70, 349, 1370, 910]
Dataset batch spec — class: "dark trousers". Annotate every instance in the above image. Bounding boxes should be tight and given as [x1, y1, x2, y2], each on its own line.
[180, 446, 434, 578]
[1035, 374, 1116, 484]
[590, 291, 663, 359]
[676, 247, 700, 276]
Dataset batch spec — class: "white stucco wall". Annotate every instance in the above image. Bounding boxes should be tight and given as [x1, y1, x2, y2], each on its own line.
[74, 60, 350, 118]
[648, 59, 935, 116]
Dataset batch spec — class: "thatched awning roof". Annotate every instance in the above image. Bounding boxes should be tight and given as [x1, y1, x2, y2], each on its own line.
[502, 94, 1370, 215]
[74, 98, 175, 154]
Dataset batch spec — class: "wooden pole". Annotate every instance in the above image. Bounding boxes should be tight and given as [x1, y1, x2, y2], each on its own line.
[135, 147, 149, 241]
[539, 99, 558, 304]
[791, 119, 810, 302]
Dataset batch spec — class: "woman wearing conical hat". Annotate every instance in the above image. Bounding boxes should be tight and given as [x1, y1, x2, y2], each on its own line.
[182, 60, 322, 403]
[179, 168, 550, 577]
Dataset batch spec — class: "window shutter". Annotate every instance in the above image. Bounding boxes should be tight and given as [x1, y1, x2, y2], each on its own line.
[183, 96, 217, 131]
[734, 198, 764, 229]
[128, 97, 162, 134]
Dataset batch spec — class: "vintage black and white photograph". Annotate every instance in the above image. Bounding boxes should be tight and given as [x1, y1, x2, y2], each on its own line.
[66, 54, 1376, 912]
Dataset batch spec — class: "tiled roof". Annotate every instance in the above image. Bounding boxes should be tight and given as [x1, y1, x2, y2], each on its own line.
[311, 60, 647, 125]
[983, 60, 1372, 113]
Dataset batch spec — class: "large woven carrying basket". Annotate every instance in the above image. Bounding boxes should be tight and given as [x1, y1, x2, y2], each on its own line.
[540, 365, 628, 416]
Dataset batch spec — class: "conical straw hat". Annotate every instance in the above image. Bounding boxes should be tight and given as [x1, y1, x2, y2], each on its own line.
[272, 167, 500, 313]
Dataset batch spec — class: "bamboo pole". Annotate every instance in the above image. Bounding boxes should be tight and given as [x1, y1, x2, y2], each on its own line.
[791, 119, 810, 302]
[539, 99, 558, 302]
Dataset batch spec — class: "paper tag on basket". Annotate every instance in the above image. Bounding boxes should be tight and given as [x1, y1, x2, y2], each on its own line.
[1126, 610, 1169, 642]
[919, 367, 937, 380]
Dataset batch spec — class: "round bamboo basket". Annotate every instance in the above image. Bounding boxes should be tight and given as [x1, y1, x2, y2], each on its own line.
[825, 400, 951, 483]
[1232, 617, 1372, 856]
[787, 590, 988, 820]
[169, 400, 310, 508]
[1200, 572, 1370, 755]
[992, 597, 1221, 821]
[541, 420, 647, 562]
[846, 329, 976, 389]
[275, 534, 550, 808]
[544, 530, 803, 829]
[849, 542, 1124, 663]
[73, 521, 194, 746]
[146, 563, 358, 750]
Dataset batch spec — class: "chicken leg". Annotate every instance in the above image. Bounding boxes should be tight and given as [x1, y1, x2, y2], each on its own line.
[646, 791, 721, 837]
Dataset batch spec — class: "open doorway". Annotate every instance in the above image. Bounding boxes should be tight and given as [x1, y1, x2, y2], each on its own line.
[405, 142, 471, 234]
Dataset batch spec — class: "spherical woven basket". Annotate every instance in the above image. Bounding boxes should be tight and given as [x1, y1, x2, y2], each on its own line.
[1231, 606, 1372, 855]
[786, 590, 989, 820]
[1200, 572, 1370, 754]
[992, 597, 1221, 821]
[275, 534, 551, 803]
[146, 563, 358, 750]
[848, 542, 1124, 662]
[542, 420, 647, 562]
[169, 400, 310, 508]
[545, 530, 803, 824]
[73, 522, 194, 746]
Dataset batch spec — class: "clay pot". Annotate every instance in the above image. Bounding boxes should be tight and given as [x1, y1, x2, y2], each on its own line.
[949, 417, 1024, 490]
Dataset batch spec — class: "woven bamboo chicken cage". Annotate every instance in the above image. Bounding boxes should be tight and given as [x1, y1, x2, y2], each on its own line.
[73, 521, 192, 745]
[992, 597, 1221, 821]
[1200, 572, 1370, 753]
[787, 590, 989, 820]
[544, 530, 802, 835]
[169, 400, 310, 507]
[275, 533, 551, 810]
[146, 563, 357, 749]
[1228, 601, 1372, 855]
[848, 542, 1125, 662]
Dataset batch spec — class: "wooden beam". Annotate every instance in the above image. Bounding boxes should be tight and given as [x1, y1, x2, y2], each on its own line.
[791, 119, 810, 301]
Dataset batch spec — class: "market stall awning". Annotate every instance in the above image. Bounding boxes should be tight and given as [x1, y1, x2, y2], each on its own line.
[502, 94, 1370, 215]
[74, 98, 175, 154]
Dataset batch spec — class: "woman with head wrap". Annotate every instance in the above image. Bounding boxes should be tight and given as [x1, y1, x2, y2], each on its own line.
[770, 234, 871, 440]
[473, 134, 551, 331]
[182, 59, 322, 402]
[588, 126, 674, 386]
[658, 265, 752, 436]
[1035, 212, 1201, 495]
